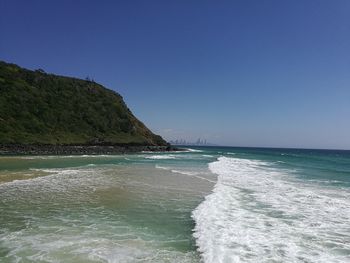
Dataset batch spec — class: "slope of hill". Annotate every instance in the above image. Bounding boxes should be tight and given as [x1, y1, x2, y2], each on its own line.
[0, 61, 167, 147]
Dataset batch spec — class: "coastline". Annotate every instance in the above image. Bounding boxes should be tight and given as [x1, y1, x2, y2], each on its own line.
[0, 144, 179, 155]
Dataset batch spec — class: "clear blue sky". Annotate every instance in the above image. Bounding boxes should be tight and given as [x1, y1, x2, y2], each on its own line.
[1, 0, 349, 149]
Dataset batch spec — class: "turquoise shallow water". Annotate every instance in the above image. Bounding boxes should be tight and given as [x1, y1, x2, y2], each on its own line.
[0, 147, 349, 262]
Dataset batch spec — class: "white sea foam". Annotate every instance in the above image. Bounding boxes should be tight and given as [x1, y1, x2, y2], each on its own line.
[144, 155, 177, 160]
[192, 157, 350, 263]
[0, 163, 202, 263]
[155, 164, 197, 175]
[185, 148, 203, 153]
[19, 154, 117, 160]
[29, 168, 80, 174]
[155, 165, 216, 183]
[0, 167, 110, 196]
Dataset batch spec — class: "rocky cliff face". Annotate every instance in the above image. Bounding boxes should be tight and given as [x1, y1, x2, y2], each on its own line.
[0, 61, 167, 146]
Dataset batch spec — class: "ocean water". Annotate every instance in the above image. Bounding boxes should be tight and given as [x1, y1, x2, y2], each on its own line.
[0, 147, 349, 262]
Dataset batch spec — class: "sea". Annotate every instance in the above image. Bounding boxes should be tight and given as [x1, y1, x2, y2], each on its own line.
[0, 146, 349, 263]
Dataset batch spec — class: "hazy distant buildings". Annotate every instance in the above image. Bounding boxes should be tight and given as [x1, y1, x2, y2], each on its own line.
[169, 138, 211, 146]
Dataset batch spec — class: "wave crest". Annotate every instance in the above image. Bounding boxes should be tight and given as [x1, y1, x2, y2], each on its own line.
[192, 157, 350, 263]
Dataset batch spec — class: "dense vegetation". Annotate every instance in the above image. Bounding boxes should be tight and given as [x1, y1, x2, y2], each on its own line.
[0, 61, 167, 146]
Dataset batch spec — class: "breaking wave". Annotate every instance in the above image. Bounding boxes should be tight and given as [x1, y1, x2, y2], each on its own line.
[192, 157, 350, 263]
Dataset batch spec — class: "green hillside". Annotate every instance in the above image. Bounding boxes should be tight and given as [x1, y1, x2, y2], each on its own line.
[0, 61, 167, 146]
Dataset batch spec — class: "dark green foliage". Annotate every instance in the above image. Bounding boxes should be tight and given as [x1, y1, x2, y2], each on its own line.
[0, 61, 167, 146]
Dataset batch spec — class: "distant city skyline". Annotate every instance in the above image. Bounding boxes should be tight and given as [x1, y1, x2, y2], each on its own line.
[1, 1, 349, 149]
[169, 138, 212, 146]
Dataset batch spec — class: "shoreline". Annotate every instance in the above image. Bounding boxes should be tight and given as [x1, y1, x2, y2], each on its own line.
[0, 144, 179, 156]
